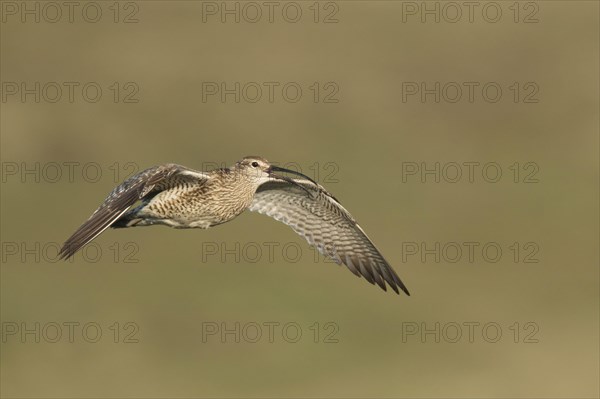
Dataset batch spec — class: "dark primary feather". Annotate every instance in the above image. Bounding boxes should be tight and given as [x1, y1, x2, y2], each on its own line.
[249, 179, 410, 295]
[59, 164, 206, 259]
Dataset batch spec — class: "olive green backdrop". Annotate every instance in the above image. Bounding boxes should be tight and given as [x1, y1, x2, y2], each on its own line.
[1, 1, 598, 398]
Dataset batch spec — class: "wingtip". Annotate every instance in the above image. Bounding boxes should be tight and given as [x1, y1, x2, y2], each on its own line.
[58, 242, 78, 261]
[398, 282, 410, 296]
[387, 279, 410, 296]
[58, 249, 71, 261]
[388, 283, 410, 296]
[392, 271, 410, 296]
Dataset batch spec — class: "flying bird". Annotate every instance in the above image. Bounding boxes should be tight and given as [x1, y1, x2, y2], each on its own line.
[59, 156, 410, 295]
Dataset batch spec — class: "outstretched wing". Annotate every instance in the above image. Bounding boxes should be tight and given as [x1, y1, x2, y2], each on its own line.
[248, 179, 410, 295]
[59, 164, 208, 259]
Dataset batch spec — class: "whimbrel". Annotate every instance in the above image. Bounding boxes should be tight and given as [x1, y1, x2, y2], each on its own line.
[59, 156, 410, 295]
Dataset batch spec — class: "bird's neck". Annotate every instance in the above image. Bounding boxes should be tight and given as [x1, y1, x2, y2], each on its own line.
[213, 168, 259, 206]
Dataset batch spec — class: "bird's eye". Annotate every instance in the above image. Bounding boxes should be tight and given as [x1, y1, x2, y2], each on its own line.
[251, 162, 259, 167]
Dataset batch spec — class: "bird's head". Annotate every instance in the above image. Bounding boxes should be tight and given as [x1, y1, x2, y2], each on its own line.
[235, 156, 318, 191]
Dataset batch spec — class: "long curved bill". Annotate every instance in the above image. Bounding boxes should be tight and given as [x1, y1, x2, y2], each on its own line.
[268, 165, 318, 196]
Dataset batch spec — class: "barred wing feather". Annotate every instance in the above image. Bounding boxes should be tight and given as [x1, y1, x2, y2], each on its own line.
[249, 179, 409, 295]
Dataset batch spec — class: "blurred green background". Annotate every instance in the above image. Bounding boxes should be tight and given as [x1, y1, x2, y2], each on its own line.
[1, 1, 598, 398]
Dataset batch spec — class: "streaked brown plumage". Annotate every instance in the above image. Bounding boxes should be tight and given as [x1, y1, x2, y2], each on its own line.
[59, 156, 410, 296]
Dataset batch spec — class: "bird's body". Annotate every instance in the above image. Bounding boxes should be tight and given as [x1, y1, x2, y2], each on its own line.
[116, 167, 256, 229]
[60, 156, 410, 296]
